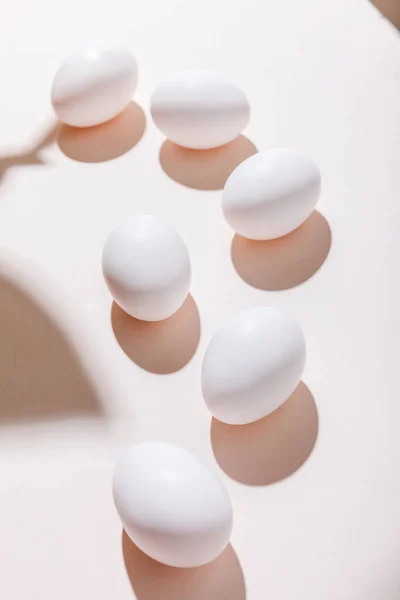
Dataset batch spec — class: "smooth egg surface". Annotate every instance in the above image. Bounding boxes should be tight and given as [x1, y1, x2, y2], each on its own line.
[202, 306, 306, 425]
[222, 149, 321, 240]
[52, 42, 138, 127]
[151, 69, 250, 149]
[113, 442, 233, 568]
[102, 215, 191, 322]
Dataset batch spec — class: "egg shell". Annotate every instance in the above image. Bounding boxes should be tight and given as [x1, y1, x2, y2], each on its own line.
[151, 69, 250, 149]
[113, 442, 233, 568]
[102, 215, 191, 322]
[222, 149, 321, 240]
[202, 307, 306, 425]
[52, 42, 138, 128]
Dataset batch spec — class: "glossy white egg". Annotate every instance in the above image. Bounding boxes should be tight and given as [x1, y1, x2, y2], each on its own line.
[151, 69, 250, 149]
[52, 42, 138, 127]
[222, 149, 321, 240]
[113, 442, 233, 568]
[202, 307, 306, 425]
[102, 215, 191, 322]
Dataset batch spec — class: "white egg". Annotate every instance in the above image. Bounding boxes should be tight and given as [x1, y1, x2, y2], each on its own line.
[222, 149, 321, 240]
[102, 215, 191, 322]
[202, 307, 306, 425]
[113, 442, 233, 568]
[52, 42, 138, 127]
[151, 69, 250, 149]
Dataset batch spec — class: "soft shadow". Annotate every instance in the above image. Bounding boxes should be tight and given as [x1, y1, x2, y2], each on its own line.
[122, 532, 246, 600]
[57, 101, 146, 163]
[111, 295, 200, 374]
[0, 122, 58, 187]
[159, 135, 257, 191]
[371, 0, 400, 30]
[231, 210, 331, 291]
[0, 275, 103, 421]
[211, 382, 318, 486]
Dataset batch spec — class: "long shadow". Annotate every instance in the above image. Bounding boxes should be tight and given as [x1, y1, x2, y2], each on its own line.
[111, 295, 201, 375]
[122, 531, 246, 600]
[57, 101, 146, 163]
[231, 211, 331, 291]
[211, 382, 318, 486]
[159, 135, 257, 191]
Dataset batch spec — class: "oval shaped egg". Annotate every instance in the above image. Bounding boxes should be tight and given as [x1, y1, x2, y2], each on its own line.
[52, 42, 138, 127]
[202, 307, 306, 425]
[113, 442, 233, 568]
[102, 215, 191, 322]
[151, 69, 250, 149]
[222, 149, 321, 240]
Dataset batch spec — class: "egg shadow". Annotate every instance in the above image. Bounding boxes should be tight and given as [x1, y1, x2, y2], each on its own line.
[122, 532, 246, 600]
[211, 382, 318, 486]
[111, 295, 200, 374]
[0, 273, 104, 422]
[159, 135, 257, 191]
[231, 210, 331, 291]
[57, 101, 146, 163]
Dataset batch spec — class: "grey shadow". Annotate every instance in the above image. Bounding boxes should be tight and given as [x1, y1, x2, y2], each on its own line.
[159, 135, 257, 191]
[122, 531, 246, 600]
[57, 101, 146, 163]
[111, 294, 200, 375]
[211, 382, 318, 486]
[0, 275, 104, 422]
[371, 0, 400, 29]
[231, 210, 331, 291]
[0, 122, 59, 188]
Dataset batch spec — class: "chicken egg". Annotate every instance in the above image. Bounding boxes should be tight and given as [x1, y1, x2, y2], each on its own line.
[52, 42, 138, 127]
[113, 442, 233, 568]
[202, 306, 306, 425]
[222, 149, 321, 240]
[102, 215, 191, 322]
[151, 69, 250, 149]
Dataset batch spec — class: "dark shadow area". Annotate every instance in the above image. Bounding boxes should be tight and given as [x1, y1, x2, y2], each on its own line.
[57, 101, 146, 163]
[231, 210, 331, 291]
[211, 382, 318, 486]
[371, 0, 400, 29]
[123, 531, 246, 600]
[0, 122, 59, 188]
[159, 135, 257, 191]
[111, 294, 200, 374]
[0, 275, 104, 421]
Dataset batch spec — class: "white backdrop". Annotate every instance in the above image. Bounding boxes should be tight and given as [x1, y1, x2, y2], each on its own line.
[1, 1, 400, 598]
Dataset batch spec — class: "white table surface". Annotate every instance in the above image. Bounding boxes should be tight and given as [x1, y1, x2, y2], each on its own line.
[1, 1, 400, 598]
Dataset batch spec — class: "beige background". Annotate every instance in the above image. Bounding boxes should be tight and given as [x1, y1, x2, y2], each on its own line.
[0, 1, 400, 598]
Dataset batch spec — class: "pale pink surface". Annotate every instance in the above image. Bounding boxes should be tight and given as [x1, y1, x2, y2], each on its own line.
[0, 1, 400, 599]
